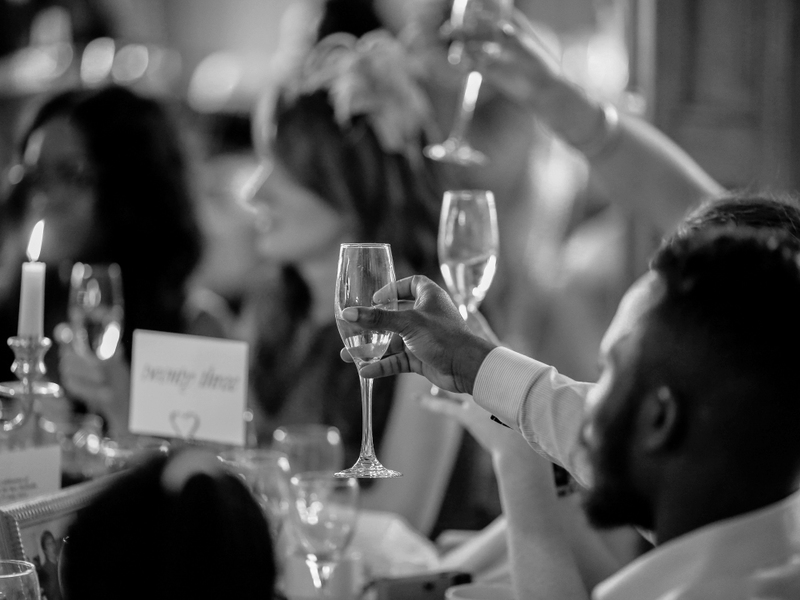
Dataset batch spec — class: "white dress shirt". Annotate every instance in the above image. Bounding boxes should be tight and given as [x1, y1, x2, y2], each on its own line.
[472, 346, 592, 485]
[472, 347, 800, 599]
[593, 489, 800, 600]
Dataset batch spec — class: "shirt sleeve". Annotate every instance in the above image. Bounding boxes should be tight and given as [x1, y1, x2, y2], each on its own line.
[472, 346, 594, 485]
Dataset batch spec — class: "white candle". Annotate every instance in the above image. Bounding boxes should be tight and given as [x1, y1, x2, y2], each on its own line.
[18, 220, 45, 338]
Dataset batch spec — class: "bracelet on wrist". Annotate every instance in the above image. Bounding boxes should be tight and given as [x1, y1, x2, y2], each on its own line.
[568, 101, 621, 161]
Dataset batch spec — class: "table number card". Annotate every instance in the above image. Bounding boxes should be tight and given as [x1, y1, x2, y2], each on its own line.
[0, 445, 61, 505]
[129, 330, 248, 446]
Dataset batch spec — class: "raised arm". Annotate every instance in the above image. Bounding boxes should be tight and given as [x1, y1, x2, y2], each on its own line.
[424, 395, 590, 599]
[469, 11, 724, 232]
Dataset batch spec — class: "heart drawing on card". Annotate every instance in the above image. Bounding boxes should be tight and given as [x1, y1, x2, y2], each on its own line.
[169, 410, 201, 439]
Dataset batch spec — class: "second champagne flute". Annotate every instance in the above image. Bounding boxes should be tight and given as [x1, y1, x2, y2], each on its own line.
[334, 243, 400, 479]
[439, 190, 499, 320]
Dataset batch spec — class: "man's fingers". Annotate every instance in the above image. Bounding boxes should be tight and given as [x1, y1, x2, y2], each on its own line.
[358, 352, 412, 379]
[340, 334, 405, 364]
[341, 306, 406, 333]
[379, 275, 433, 304]
[389, 332, 407, 351]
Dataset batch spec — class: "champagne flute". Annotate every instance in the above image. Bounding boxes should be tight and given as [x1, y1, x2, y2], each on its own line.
[334, 243, 400, 479]
[430, 190, 498, 400]
[68, 262, 124, 361]
[289, 472, 359, 598]
[439, 190, 499, 320]
[0, 560, 41, 600]
[424, 0, 514, 166]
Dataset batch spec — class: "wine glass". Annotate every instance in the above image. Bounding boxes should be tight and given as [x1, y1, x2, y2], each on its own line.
[423, 0, 514, 166]
[272, 424, 345, 476]
[68, 262, 124, 361]
[439, 190, 499, 320]
[217, 448, 292, 538]
[334, 243, 400, 479]
[289, 472, 359, 597]
[0, 560, 41, 600]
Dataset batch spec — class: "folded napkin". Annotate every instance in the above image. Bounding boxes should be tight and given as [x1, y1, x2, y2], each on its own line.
[351, 509, 440, 578]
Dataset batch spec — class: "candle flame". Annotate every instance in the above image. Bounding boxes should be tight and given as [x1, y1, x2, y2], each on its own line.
[27, 220, 44, 261]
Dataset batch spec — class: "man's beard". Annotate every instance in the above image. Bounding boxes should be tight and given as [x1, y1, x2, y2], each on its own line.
[580, 405, 653, 531]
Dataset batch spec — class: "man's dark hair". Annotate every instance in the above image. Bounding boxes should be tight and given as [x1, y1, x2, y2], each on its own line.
[641, 227, 800, 479]
[670, 190, 800, 245]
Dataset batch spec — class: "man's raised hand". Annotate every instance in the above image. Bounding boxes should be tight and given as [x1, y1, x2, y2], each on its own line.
[338, 275, 497, 394]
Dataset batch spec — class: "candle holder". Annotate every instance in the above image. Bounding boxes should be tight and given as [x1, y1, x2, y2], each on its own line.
[0, 336, 63, 433]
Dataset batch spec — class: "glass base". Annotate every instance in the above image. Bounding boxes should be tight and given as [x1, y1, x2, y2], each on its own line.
[423, 140, 488, 167]
[335, 457, 402, 479]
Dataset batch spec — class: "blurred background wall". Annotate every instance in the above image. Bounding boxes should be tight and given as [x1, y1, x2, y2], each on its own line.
[2, 0, 797, 190]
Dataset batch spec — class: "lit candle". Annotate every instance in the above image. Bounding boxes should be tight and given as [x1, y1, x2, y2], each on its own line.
[18, 220, 45, 338]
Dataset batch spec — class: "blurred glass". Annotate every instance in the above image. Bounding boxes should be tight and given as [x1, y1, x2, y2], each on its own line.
[217, 448, 291, 539]
[0, 560, 41, 600]
[68, 262, 124, 361]
[289, 472, 359, 596]
[272, 424, 345, 475]
[36, 412, 107, 485]
[101, 435, 171, 473]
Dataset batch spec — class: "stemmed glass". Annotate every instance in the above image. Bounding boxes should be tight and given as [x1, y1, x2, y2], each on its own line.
[334, 243, 400, 479]
[0, 560, 41, 599]
[217, 448, 291, 513]
[430, 191, 499, 400]
[439, 190, 499, 321]
[272, 424, 345, 476]
[217, 448, 292, 542]
[289, 472, 359, 598]
[424, 0, 514, 166]
[68, 262, 124, 361]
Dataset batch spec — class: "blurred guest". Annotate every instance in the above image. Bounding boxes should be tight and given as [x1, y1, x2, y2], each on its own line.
[0, 85, 232, 436]
[60, 447, 276, 600]
[240, 0, 466, 531]
[33, 530, 62, 600]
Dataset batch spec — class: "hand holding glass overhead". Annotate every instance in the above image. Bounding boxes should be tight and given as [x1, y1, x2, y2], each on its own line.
[424, 0, 515, 166]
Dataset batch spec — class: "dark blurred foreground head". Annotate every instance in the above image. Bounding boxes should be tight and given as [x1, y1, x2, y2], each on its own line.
[61, 448, 276, 600]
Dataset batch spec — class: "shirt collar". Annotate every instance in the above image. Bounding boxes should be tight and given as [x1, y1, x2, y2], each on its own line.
[593, 489, 800, 600]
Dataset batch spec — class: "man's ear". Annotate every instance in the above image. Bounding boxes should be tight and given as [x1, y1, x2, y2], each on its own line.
[638, 386, 682, 452]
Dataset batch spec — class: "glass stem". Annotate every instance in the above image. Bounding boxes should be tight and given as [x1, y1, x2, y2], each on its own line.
[448, 70, 483, 143]
[307, 558, 335, 598]
[358, 375, 376, 460]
